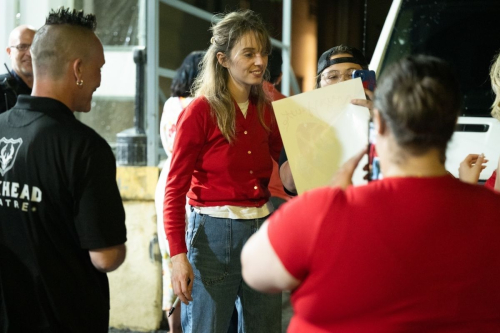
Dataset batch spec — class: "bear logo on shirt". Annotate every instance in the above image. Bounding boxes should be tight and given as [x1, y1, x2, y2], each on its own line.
[0, 138, 23, 176]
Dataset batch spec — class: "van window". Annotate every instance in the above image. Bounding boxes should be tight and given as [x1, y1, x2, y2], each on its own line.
[380, 0, 500, 117]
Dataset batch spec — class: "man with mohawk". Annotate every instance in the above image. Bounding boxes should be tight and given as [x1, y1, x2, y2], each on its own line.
[0, 8, 126, 332]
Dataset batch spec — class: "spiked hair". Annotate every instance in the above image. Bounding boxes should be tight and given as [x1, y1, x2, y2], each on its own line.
[45, 7, 96, 31]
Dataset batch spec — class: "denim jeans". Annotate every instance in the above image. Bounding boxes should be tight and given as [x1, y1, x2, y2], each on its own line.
[181, 210, 282, 333]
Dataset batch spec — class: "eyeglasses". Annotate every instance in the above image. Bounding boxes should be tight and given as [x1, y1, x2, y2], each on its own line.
[321, 68, 356, 83]
[9, 44, 31, 52]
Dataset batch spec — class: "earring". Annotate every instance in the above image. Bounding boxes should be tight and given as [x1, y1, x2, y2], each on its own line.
[76, 80, 84, 86]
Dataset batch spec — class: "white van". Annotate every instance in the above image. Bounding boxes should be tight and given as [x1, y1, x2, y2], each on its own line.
[370, 0, 500, 182]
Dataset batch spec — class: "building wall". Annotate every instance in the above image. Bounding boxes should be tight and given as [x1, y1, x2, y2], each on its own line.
[292, 0, 318, 92]
[109, 201, 162, 331]
[317, 0, 392, 63]
[109, 166, 163, 331]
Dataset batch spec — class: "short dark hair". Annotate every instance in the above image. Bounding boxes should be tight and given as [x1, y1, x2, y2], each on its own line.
[45, 7, 97, 31]
[171, 51, 205, 98]
[316, 45, 368, 87]
[374, 55, 461, 155]
[267, 48, 283, 84]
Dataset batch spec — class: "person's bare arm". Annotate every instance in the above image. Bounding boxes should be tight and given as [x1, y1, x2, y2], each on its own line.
[279, 161, 297, 194]
[241, 222, 300, 293]
[89, 244, 126, 273]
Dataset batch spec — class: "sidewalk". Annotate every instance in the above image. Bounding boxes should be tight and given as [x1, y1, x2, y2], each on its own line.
[109, 328, 168, 333]
[109, 292, 293, 333]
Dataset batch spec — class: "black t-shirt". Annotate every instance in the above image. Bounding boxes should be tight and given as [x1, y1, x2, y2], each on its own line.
[0, 96, 126, 332]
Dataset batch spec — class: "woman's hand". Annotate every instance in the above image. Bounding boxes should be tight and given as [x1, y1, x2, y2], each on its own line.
[171, 253, 194, 304]
[458, 153, 487, 184]
[351, 88, 374, 116]
[330, 147, 368, 190]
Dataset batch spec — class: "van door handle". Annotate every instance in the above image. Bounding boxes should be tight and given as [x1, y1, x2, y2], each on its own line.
[455, 124, 489, 132]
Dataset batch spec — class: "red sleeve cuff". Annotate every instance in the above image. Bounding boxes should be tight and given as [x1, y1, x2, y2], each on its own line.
[167, 230, 188, 257]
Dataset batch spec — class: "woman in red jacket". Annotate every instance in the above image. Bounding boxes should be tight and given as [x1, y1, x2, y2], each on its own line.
[163, 9, 282, 333]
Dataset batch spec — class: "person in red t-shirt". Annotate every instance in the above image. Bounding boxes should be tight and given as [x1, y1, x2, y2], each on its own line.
[163, 10, 282, 333]
[460, 51, 500, 192]
[242, 55, 500, 332]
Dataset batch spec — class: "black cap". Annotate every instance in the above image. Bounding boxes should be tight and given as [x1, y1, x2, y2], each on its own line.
[317, 45, 369, 75]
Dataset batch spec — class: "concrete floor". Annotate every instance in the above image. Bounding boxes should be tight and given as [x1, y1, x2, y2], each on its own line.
[109, 329, 168, 333]
[282, 291, 294, 332]
[108, 327, 168, 333]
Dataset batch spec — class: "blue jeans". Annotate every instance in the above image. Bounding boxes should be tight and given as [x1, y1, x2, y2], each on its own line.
[181, 210, 282, 333]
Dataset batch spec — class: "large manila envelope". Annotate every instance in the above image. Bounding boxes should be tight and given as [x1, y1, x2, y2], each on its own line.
[272, 78, 370, 195]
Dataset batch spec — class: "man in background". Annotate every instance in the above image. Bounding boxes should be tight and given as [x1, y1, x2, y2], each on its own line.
[0, 25, 36, 113]
[0, 8, 126, 332]
[279, 45, 373, 195]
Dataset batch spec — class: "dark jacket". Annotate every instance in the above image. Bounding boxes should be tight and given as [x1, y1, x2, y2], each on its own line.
[0, 70, 32, 113]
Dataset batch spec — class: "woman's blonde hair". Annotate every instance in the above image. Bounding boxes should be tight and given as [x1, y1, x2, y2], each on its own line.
[490, 52, 500, 120]
[192, 10, 272, 143]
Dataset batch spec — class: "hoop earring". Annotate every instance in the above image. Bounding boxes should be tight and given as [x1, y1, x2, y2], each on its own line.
[76, 80, 84, 86]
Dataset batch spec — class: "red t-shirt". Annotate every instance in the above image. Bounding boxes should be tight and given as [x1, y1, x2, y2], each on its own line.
[268, 175, 500, 332]
[164, 97, 282, 256]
